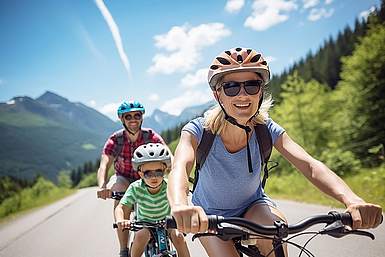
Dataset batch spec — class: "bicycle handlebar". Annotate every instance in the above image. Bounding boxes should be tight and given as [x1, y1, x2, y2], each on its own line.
[165, 211, 379, 239]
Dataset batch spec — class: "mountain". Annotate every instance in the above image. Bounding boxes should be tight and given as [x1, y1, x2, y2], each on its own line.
[143, 101, 216, 132]
[0, 91, 215, 182]
[0, 92, 119, 181]
[36, 91, 119, 136]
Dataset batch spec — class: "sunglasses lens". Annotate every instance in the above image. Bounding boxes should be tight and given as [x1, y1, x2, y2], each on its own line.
[222, 82, 241, 97]
[222, 80, 262, 97]
[244, 80, 262, 95]
[143, 169, 164, 178]
[124, 113, 142, 120]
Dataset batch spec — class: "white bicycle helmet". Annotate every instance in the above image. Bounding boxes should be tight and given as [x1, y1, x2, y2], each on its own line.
[132, 143, 171, 171]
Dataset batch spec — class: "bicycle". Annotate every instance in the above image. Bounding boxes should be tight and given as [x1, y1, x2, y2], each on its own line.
[114, 219, 177, 257]
[165, 211, 381, 257]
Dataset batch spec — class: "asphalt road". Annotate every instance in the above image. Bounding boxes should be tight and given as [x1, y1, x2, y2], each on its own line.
[0, 187, 383, 257]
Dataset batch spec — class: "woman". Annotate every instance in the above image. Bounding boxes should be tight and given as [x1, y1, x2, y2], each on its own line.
[167, 47, 382, 257]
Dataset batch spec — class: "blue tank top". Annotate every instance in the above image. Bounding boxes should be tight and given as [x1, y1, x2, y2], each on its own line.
[182, 117, 285, 217]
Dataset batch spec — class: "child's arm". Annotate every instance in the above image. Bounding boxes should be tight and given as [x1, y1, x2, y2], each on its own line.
[115, 203, 133, 230]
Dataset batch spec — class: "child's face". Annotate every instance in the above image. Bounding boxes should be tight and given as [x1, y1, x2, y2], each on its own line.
[139, 162, 165, 188]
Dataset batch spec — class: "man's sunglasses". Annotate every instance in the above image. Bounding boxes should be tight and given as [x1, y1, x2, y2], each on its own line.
[143, 169, 164, 179]
[220, 80, 263, 97]
[124, 113, 142, 121]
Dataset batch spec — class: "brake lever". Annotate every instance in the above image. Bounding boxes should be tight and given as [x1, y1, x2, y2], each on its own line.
[192, 233, 218, 241]
[320, 220, 375, 240]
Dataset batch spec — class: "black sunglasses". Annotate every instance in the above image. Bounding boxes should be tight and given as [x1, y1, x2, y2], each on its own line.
[124, 113, 142, 121]
[143, 169, 164, 179]
[220, 80, 263, 97]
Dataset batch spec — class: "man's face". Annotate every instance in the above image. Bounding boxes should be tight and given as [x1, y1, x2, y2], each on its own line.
[122, 111, 143, 132]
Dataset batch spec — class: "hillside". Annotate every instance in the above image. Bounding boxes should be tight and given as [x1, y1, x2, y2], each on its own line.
[0, 92, 119, 181]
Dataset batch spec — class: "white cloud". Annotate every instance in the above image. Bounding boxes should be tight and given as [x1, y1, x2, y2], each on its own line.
[359, 6, 376, 20]
[99, 102, 120, 120]
[308, 7, 334, 21]
[148, 93, 160, 102]
[148, 23, 231, 74]
[95, 0, 131, 79]
[181, 68, 208, 89]
[225, 0, 245, 13]
[244, 0, 298, 31]
[325, 0, 333, 4]
[88, 100, 97, 107]
[160, 89, 212, 116]
[265, 56, 277, 63]
[303, 0, 319, 9]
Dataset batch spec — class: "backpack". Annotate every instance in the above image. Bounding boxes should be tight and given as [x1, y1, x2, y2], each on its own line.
[111, 129, 153, 159]
[189, 123, 274, 192]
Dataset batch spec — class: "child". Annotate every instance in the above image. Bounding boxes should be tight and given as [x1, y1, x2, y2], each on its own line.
[115, 143, 190, 257]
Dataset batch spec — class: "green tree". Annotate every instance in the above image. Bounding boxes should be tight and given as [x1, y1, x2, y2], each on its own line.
[57, 170, 72, 188]
[334, 20, 385, 166]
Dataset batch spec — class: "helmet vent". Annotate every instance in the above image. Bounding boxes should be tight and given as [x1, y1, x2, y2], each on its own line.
[237, 55, 243, 63]
[250, 54, 261, 63]
[225, 51, 231, 56]
[235, 47, 242, 52]
[247, 49, 252, 55]
[261, 61, 267, 65]
[210, 65, 219, 70]
[216, 57, 231, 65]
[159, 149, 165, 156]
[149, 151, 154, 156]
[136, 152, 143, 158]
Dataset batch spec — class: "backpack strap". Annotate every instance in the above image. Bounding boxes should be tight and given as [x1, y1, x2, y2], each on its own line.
[190, 123, 273, 192]
[142, 129, 152, 144]
[112, 129, 153, 159]
[112, 129, 125, 159]
[190, 128, 216, 192]
[254, 123, 272, 188]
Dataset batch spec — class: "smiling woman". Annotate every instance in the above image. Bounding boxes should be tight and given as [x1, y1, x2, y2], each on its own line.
[167, 46, 383, 257]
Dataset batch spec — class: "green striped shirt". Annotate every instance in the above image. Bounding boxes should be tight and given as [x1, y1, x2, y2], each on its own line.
[120, 180, 170, 222]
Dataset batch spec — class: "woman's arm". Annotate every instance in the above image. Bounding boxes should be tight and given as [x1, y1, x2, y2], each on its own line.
[167, 131, 208, 233]
[274, 132, 382, 229]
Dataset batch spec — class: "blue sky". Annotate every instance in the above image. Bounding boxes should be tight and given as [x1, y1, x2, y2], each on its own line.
[0, 0, 380, 120]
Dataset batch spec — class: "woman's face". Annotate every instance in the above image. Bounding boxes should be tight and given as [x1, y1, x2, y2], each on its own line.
[215, 71, 263, 124]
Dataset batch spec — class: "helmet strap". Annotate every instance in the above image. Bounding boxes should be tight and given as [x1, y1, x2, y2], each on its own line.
[144, 180, 163, 189]
[122, 120, 142, 136]
[215, 91, 264, 174]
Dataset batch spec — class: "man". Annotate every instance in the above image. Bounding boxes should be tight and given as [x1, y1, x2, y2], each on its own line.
[96, 100, 170, 257]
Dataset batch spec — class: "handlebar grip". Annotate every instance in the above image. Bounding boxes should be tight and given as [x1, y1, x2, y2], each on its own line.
[164, 215, 221, 230]
[339, 212, 353, 226]
[165, 216, 177, 229]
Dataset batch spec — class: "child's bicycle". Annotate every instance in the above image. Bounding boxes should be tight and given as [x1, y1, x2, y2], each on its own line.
[111, 192, 176, 257]
[165, 211, 382, 257]
[113, 219, 177, 257]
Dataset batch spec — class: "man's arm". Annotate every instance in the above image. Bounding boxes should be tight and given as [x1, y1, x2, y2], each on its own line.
[96, 153, 114, 199]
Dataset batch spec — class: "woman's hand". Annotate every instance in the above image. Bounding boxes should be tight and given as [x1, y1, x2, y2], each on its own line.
[171, 204, 208, 234]
[116, 219, 131, 231]
[346, 202, 383, 229]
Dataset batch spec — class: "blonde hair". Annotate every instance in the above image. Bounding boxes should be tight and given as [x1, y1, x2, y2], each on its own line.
[204, 92, 273, 134]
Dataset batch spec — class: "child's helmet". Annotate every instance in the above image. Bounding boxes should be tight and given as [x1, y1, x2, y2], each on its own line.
[132, 143, 171, 171]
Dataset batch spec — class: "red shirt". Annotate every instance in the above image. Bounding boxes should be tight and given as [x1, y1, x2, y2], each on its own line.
[103, 128, 164, 180]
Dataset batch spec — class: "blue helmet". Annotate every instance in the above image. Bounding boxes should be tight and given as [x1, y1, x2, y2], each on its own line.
[117, 100, 145, 117]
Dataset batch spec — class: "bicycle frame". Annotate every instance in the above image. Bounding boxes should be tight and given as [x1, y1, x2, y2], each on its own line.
[144, 225, 176, 257]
